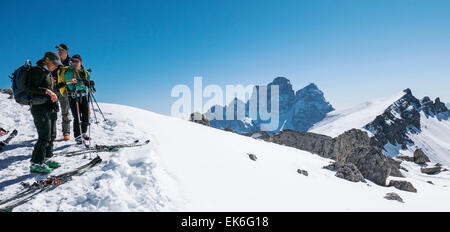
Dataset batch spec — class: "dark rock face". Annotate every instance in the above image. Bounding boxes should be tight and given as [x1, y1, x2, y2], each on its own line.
[421, 97, 449, 116]
[414, 149, 431, 164]
[388, 180, 417, 193]
[270, 129, 335, 159]
[421, 166, 441, 175]
[384, 192, 404, 203]
[365, 89, 449, 153]
[365, 89, 421, 150]
[207, 77, 334, 134]
[270, 128, 402, 184]
[189, 112, 210, 126]
[324, 162, 366, 183]
[334, 129, 396, 185]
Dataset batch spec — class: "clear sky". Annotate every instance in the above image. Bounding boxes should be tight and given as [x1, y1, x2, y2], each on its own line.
[1, 0, 449, 115]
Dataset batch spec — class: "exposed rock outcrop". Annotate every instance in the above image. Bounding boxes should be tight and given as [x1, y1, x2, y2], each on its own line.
[189, 112, 210, 126]
[334, 129, 397, 186]
[270, 129, 335, 159]
[323, 162, 366, 183]
[1, 88, 13, 99]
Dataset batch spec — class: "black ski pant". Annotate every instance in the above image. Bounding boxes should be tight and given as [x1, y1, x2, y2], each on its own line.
[69, 95, 89, 139]
[31, 103, 57, 164]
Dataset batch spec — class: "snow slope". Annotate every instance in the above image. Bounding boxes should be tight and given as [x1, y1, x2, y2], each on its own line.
[309, 91, 405, 137]
[1, 93, 450, 211]
[399, 112, 450, 166]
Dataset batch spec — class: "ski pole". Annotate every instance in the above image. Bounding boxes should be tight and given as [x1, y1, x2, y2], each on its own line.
[89, 91, 99, 124]
[90, 92, 107, 122]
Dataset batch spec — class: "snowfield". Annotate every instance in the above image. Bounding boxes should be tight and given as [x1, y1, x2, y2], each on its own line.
[1, 93, 450, 211]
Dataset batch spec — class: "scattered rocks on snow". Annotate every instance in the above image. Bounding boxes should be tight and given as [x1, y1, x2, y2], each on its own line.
[421, 166, 441, 175]
[414, 149, 431, 164]
[388, 180, 417, 193]
[384, 192, 404, 203]
[297, 169, 309, 176]
[427, 181, 434, 185]
[248, 153, 258, 161]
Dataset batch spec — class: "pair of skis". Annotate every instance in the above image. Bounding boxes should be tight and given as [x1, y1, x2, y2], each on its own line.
[0, 156, 102, 212]
[0, 129, 18, 152]
[55, 139, 150, 157]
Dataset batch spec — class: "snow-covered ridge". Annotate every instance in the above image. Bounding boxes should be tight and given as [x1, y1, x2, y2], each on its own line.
[1, 93, 450, 211]
[309, 90, 406, 137]
[310, 89, 450, 166]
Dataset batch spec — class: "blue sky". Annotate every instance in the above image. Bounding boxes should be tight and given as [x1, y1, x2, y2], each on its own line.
[1, 0, 449, 115]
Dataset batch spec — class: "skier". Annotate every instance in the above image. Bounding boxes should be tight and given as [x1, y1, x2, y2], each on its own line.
[53, 43, 72, 140]
[27, 52, 62, 173]
[63, 54, 94, 144]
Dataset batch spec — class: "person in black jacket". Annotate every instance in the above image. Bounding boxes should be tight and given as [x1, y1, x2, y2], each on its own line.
[26, 52, 62, 173]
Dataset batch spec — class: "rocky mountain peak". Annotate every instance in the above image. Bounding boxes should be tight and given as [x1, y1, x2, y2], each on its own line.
[207, 77, 334, 134]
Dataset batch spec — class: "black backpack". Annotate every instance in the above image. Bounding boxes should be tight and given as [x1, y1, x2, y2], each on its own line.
[10, 60, 49, 106]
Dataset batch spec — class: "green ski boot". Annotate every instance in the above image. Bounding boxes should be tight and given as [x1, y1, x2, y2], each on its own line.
[45, 160, 61, 169]
[30, 163, 53, 174]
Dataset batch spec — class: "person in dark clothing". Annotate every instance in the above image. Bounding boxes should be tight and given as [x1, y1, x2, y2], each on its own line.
[27, 52, 62, 173]
[64, 54, 92, 144]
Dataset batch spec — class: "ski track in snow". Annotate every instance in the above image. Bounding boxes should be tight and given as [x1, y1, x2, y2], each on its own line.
[2, 93, 450, 211]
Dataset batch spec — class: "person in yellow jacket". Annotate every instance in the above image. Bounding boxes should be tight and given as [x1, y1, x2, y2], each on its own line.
[57, 54, 93, 144]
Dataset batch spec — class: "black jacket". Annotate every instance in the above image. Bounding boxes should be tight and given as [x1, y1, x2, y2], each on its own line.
[25, 65, 54, 97]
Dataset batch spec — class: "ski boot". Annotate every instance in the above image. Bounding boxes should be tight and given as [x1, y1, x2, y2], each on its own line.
[30, 163, 52, 174]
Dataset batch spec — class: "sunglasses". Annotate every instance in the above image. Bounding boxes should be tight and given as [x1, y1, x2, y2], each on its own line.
[72, 59, 81, 63]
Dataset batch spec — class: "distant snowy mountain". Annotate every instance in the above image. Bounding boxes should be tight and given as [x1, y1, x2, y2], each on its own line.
[310, 89, 450, 166]
[207, 77, 334, 134]
[1, 92, 450, 211]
